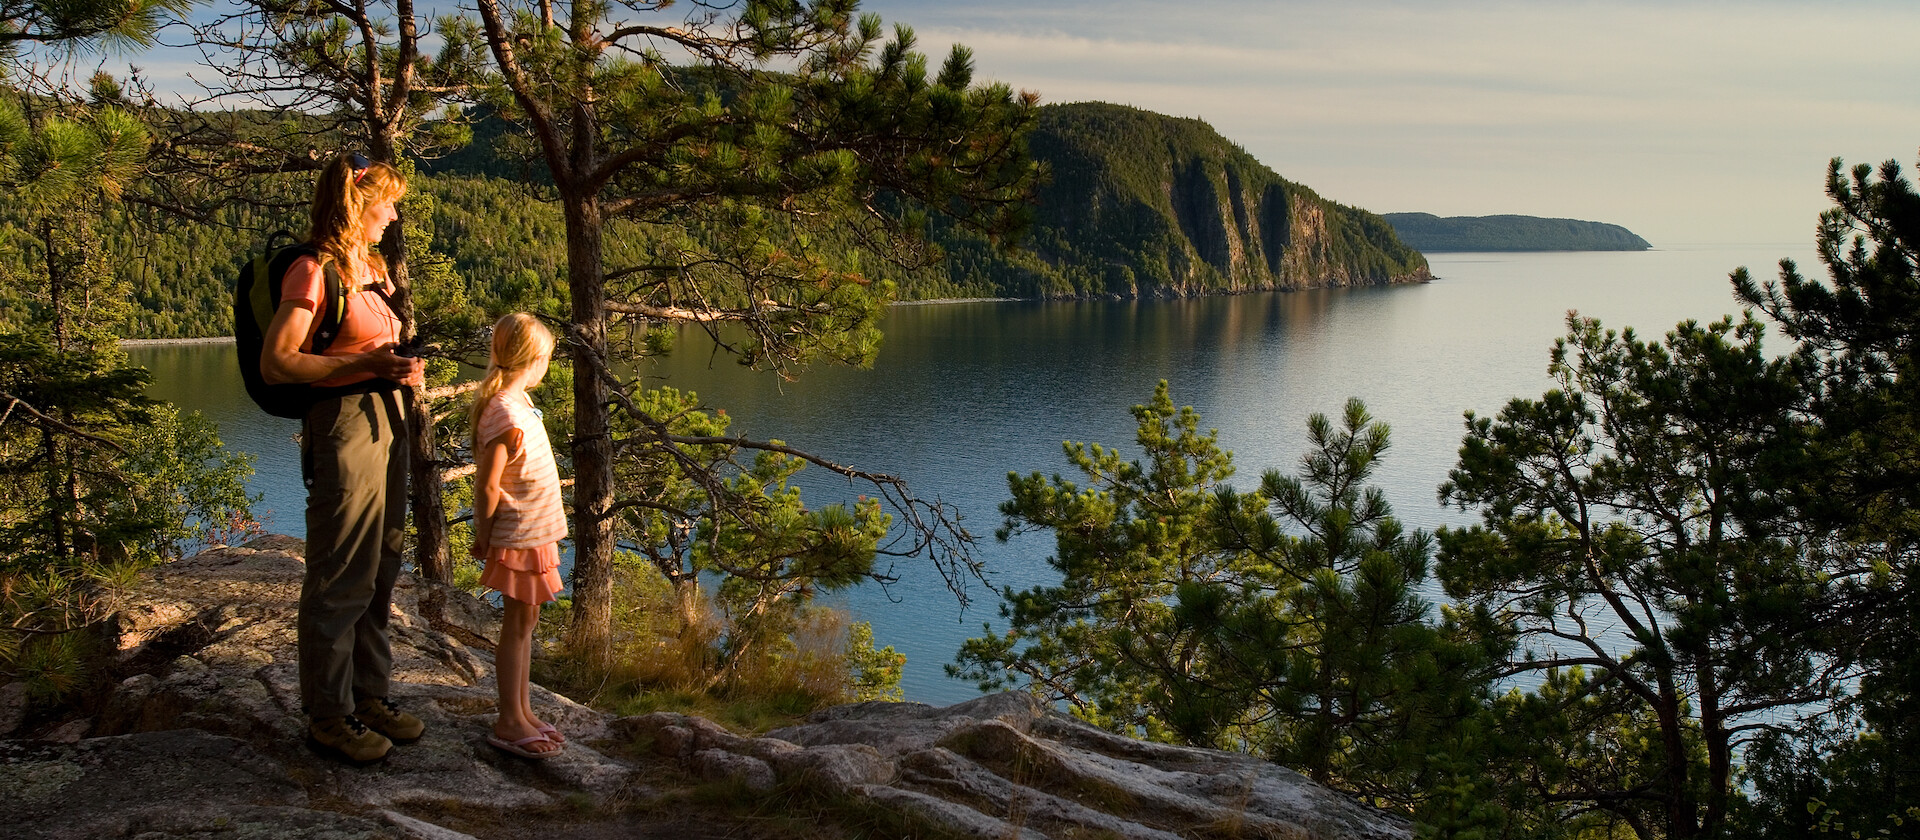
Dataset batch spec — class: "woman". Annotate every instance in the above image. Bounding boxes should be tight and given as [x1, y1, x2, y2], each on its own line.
[262, 152, 426, 764]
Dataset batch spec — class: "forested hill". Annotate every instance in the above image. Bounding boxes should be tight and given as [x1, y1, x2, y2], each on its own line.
[1383, 212, 1652, 251]
[425, 101, 1430, 300]
[3, 103, 1427, 338]
[926, 102, 1430, 297]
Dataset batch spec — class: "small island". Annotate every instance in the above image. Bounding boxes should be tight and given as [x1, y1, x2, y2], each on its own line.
[1383, 212, 1651, 252]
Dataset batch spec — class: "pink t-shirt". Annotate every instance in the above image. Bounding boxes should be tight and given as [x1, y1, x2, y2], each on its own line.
[475, 392, 568, 550]
[282, 255, 403, 388]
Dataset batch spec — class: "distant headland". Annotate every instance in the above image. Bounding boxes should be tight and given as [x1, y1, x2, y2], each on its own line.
[1383, 213, 1652, 252]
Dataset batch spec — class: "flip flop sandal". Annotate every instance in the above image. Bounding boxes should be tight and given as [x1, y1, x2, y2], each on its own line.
[537, 724, 567, 744]
[487, 733, 562, 760]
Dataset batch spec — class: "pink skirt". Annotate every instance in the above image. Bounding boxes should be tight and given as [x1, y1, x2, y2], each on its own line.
[480, 543, 564, 605]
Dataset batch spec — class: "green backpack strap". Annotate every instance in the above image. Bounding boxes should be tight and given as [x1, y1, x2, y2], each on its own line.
[246, 242, 338, 350]
[246, 254, 279, 334]
[310, 258, 349, 354]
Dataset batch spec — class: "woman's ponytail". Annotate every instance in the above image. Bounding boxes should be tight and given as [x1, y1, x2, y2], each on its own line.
[307, 153, 407, 277]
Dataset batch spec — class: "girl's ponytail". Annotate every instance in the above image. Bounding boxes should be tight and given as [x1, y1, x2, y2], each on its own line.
[468, 367, 512, 451]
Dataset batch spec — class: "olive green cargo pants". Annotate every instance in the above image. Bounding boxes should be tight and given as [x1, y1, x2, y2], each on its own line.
[297, 389, 408, 719]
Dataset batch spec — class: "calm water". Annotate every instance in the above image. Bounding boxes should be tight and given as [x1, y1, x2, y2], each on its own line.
[130, 243, 1814, 704]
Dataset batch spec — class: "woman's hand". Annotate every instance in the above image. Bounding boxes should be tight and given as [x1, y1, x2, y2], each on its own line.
[364, 346, 425, 387]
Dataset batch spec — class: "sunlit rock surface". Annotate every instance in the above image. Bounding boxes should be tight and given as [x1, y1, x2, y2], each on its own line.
[0, 536, 1412, 840]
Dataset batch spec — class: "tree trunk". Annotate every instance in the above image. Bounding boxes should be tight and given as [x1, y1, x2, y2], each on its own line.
[367, 136, 452, 585]
[562, 188, 615, 666]
[673, 574, 703, 636]
[407, 387, 450, 581]
[42, 220, 70, 558]
[386, 220, 451, 583]
[1655, 682, 1700, 839]
[1699, 658, 1731, 838]
[43, 428, 65, 559]
[44, 219, 65, 353]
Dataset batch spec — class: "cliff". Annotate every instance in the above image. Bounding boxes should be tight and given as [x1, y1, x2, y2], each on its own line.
[0, 536, 1413, 840]
[425, 101, 1433, 302]
[932, 102, 1432, 298]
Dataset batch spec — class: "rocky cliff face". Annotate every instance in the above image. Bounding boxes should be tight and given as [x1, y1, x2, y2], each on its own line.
[0, 536, 1414, 840]
[957, 102, 1431, 300]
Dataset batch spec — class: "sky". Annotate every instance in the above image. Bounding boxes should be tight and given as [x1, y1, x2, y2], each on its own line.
[857, 0, 1920, 246]
[103, 0, 1920, 247]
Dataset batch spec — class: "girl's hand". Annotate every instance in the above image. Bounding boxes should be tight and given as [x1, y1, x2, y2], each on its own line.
[471, 433, 510, 564]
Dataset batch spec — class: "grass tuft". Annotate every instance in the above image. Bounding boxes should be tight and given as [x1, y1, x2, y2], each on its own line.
[530, 556, 903, 735]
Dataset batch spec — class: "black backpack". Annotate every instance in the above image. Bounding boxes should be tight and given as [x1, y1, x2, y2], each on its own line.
[232, 235, 394, 419]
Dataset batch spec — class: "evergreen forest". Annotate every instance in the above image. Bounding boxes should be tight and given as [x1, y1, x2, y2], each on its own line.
[3, 101, 1429, 340]
[2, 1, 1916, 838]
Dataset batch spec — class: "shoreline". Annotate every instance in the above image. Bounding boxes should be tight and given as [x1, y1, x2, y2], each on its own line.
[120, 285, 1426, 345]
[121, 336, 236, 347]
[120, 297, 1026, 345]
[888, 296, 1020, 307]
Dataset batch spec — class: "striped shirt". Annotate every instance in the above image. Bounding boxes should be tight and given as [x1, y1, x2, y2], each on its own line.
[476, 391, 567, 549]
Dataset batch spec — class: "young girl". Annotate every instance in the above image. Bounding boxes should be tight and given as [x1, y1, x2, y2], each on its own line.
[469, 313, 569, 759]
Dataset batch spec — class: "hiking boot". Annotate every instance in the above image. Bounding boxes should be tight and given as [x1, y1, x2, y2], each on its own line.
[308, 715, 391, 764]
[353, 696, 425, 743]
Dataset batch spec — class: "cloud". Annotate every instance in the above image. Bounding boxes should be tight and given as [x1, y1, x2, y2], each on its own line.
[870, 0, 1920, 243]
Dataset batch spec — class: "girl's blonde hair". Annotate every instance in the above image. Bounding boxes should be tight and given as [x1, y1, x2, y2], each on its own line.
[308, 153, 407, 275]
[470, 313, 556, 448]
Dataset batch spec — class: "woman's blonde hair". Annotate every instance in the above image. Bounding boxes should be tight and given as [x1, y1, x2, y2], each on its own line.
[470, 313, 556, 448]
[308, 153, 407, 276]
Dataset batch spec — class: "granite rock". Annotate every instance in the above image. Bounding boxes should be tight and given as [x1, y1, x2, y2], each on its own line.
[0, 680, 28, 737]
[7, 536, 1413, 840]
[0, 730, 394, 840]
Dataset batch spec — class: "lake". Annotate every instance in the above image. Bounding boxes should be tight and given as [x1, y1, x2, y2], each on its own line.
[129, 243, 1815, 704]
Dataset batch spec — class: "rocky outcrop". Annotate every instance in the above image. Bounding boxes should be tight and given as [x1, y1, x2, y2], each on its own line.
[623, 692, 1413, 839]
[5, 537, 638, 840]
[4, 730, 396, 840]
[0, 536, 1414, 840]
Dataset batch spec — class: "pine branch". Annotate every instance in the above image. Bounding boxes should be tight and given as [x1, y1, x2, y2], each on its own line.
[0, 392, 127, 453]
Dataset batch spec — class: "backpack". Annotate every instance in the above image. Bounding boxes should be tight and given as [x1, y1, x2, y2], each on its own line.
[232, 234, 389, 419]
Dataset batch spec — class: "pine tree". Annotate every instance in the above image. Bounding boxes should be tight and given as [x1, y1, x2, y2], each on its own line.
[1188, 400, 1501, 810]
[465, 0, 1038, 663]
[1726, 156, 1920, 838]
[953, 384, 1496, 818]
[0, 87, 252, 703]
[1438, 313, 1835, 839]
[952, 382, 1278, 733]
[1, 0, 188, 58]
